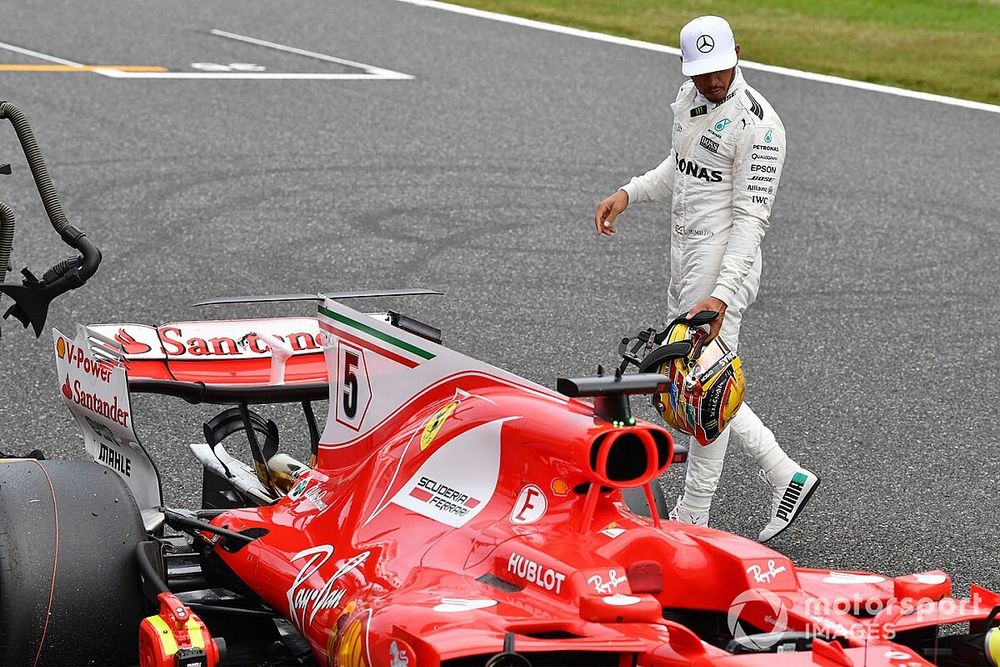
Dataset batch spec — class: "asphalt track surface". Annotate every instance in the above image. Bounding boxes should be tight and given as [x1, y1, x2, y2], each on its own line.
[0, 0, 997, 599]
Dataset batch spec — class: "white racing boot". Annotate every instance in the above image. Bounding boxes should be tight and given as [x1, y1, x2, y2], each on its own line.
[758, 465, 821, 542]
[668, 495, 709, 526]
[726, 405, 820, 542]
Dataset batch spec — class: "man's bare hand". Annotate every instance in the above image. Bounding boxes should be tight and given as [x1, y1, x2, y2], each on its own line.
[686, 296, 728, 344]
[594, 190, 629, 236]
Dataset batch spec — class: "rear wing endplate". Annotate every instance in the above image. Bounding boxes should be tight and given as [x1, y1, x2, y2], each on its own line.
[52, 325, 163, 529]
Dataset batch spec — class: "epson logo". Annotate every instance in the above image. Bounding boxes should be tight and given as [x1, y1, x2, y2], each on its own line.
[750, 164, 777, 174]
[675, 155, 723, 183]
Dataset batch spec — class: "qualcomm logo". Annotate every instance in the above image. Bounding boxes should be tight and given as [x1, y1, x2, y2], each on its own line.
[727, 588, 789, 650]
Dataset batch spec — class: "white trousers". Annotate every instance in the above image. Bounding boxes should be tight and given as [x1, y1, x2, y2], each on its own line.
[667, 257, 791, 511]
[682, 403, 789, 510]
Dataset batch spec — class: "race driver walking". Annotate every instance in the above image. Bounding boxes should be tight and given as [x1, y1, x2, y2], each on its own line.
[594, 16, 819, 542]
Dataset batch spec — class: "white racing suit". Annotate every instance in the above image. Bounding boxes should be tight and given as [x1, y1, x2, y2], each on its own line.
[620, 67, 792, 513]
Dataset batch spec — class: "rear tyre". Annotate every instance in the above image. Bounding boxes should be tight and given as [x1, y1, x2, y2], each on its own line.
[0, 459, 148, 666]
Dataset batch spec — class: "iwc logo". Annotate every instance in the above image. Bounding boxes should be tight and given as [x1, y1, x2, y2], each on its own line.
[696, 35, 715, 53]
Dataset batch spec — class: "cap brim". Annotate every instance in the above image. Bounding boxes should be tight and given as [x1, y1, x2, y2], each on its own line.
[682, 52, 737, 77]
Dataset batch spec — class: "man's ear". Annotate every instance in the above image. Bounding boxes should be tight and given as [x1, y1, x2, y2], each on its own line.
[735, 44, 741, 60]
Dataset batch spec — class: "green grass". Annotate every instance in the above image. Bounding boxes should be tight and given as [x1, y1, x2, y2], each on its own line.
[448, 0, 1000, 105]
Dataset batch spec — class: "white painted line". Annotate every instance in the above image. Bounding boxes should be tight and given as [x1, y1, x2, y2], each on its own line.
[0, 40, 83, 67]
[0, 32, 412, 82]
[389, 0, 1000, 115]
[208, 29, 414, 80]
[93, 69, 411, 80]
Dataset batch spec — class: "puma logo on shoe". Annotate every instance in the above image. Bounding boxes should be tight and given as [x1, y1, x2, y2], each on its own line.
[775, 472, 808, 521]
[759, 468, 820, 542]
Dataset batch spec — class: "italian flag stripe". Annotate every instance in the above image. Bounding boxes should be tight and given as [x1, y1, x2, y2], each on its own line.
[318, 306, 435, 361]
[318, 321, 419, 368]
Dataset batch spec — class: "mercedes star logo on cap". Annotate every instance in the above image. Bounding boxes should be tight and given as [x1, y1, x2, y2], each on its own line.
[696, 34, 715, 53]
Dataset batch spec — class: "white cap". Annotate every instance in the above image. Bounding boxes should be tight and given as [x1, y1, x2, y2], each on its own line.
[679, 16, 737, 77]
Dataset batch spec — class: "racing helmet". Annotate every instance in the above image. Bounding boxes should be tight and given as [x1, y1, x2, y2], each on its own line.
[653, 314, 744, 446]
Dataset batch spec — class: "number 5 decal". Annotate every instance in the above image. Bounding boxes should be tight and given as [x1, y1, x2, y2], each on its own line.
[336, 342, 371, 431]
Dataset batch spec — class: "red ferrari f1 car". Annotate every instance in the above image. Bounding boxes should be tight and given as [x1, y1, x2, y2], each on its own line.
[0, 101, 996, 667]
[1, 292, 998, 667]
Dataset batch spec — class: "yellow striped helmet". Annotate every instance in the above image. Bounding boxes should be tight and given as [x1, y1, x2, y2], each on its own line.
[655, 315, 745, 446]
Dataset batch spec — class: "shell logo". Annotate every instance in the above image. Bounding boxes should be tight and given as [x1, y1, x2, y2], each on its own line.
[56, 337, 66, 359]
[335, 618, 368, 667]
[550, 478, 570, 496]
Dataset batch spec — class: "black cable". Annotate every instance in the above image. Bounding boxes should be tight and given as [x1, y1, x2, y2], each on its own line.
[0, 102, 70, 235]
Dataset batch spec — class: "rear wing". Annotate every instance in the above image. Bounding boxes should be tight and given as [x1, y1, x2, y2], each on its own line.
[87, 317, 329, 403]
[54, 317, 338, 524]
[54, 297, 452, 523]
